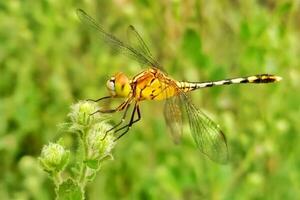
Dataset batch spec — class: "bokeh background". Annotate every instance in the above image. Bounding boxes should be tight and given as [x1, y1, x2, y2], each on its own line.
[0, 0, 299, 199]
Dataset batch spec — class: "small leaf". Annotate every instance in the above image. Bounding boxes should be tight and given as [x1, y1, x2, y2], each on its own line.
[100, 154, 114, 162]
[57, 179, 83, 200]
[85, 159, 99, 170]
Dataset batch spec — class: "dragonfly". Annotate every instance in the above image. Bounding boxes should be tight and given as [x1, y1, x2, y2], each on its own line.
[77, 9, 282, 164]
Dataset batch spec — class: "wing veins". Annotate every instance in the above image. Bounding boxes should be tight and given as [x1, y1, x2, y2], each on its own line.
[77, 9, 160, 68]
[180, 93, 229, 164]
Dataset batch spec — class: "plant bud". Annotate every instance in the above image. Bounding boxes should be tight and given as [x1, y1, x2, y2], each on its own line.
[87, 122, 115, 161]
[39, 143, 70, 173]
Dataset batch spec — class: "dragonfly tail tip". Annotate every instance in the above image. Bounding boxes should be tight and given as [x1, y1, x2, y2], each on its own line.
[274, 75, 283, 82]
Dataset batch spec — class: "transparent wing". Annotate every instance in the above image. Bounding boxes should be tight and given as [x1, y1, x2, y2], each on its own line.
[76, 9, 161, 69]
[180, 93, 229, 164]
[126, 25, 163, 70]
[163, 96, 183, 144]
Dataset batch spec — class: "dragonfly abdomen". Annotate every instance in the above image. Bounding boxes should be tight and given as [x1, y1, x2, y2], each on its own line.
[178, 74, 282, 92]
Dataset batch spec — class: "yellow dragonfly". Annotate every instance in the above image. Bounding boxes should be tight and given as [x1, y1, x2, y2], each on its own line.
[77, 9, 282, 163]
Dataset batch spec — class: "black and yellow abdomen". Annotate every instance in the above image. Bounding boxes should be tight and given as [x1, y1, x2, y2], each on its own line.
[177, 74, 282, 92]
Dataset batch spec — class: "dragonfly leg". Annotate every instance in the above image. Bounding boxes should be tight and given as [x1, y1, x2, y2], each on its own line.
[106, 104, 131, 133]
[90, 99, 129, 115]
[113, 103, 141, 141]
[86, 96, 112, 102]
[100, 103, 131, 141]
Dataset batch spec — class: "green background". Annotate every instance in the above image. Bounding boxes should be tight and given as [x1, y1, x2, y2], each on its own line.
[0, 0, 298, 199]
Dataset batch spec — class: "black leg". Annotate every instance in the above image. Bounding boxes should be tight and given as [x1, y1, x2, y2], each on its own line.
[90, 100, 129, 115]
[113, 104, 141, 141]
[100, 103, 131, 140]
[116, 105, 141, 132]
[107, 104, 131, 133]
[90, 109, 115, 115]
[90, 109, 117, 115]
[86, 96, 112, 102]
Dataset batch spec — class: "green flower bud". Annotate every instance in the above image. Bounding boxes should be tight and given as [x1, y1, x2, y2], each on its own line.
[69, 101, 97, 125]
[87, 122, 115, 161]
[68, 101, 102, 135]
[39, 143, 70, 173]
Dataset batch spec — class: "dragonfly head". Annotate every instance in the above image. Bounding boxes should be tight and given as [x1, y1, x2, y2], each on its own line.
[107, 72, 131, 97]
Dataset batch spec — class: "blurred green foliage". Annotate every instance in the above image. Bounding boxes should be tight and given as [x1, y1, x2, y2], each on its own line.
[0, 0, 298, 199]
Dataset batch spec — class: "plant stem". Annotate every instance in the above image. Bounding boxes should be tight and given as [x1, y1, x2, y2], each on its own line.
[53, 171, 62, 185]
[52, 171, 62, 197]
[79, 134, 89, 188]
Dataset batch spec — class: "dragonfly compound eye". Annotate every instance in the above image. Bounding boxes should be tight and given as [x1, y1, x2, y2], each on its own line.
[106, 79, 116, 94]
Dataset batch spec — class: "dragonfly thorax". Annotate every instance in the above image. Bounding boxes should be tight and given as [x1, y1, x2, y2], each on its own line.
[106, 72, 131, 97]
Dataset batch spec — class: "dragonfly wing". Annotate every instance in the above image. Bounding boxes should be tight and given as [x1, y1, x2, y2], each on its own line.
[77, 9, 161, 68]
[126, 25, 163, 70]
[180, 93, 229, 164]
[163, 96, 183, 144]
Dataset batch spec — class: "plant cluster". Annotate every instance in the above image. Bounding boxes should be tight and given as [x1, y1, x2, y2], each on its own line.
[39, 101, 115, 200]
